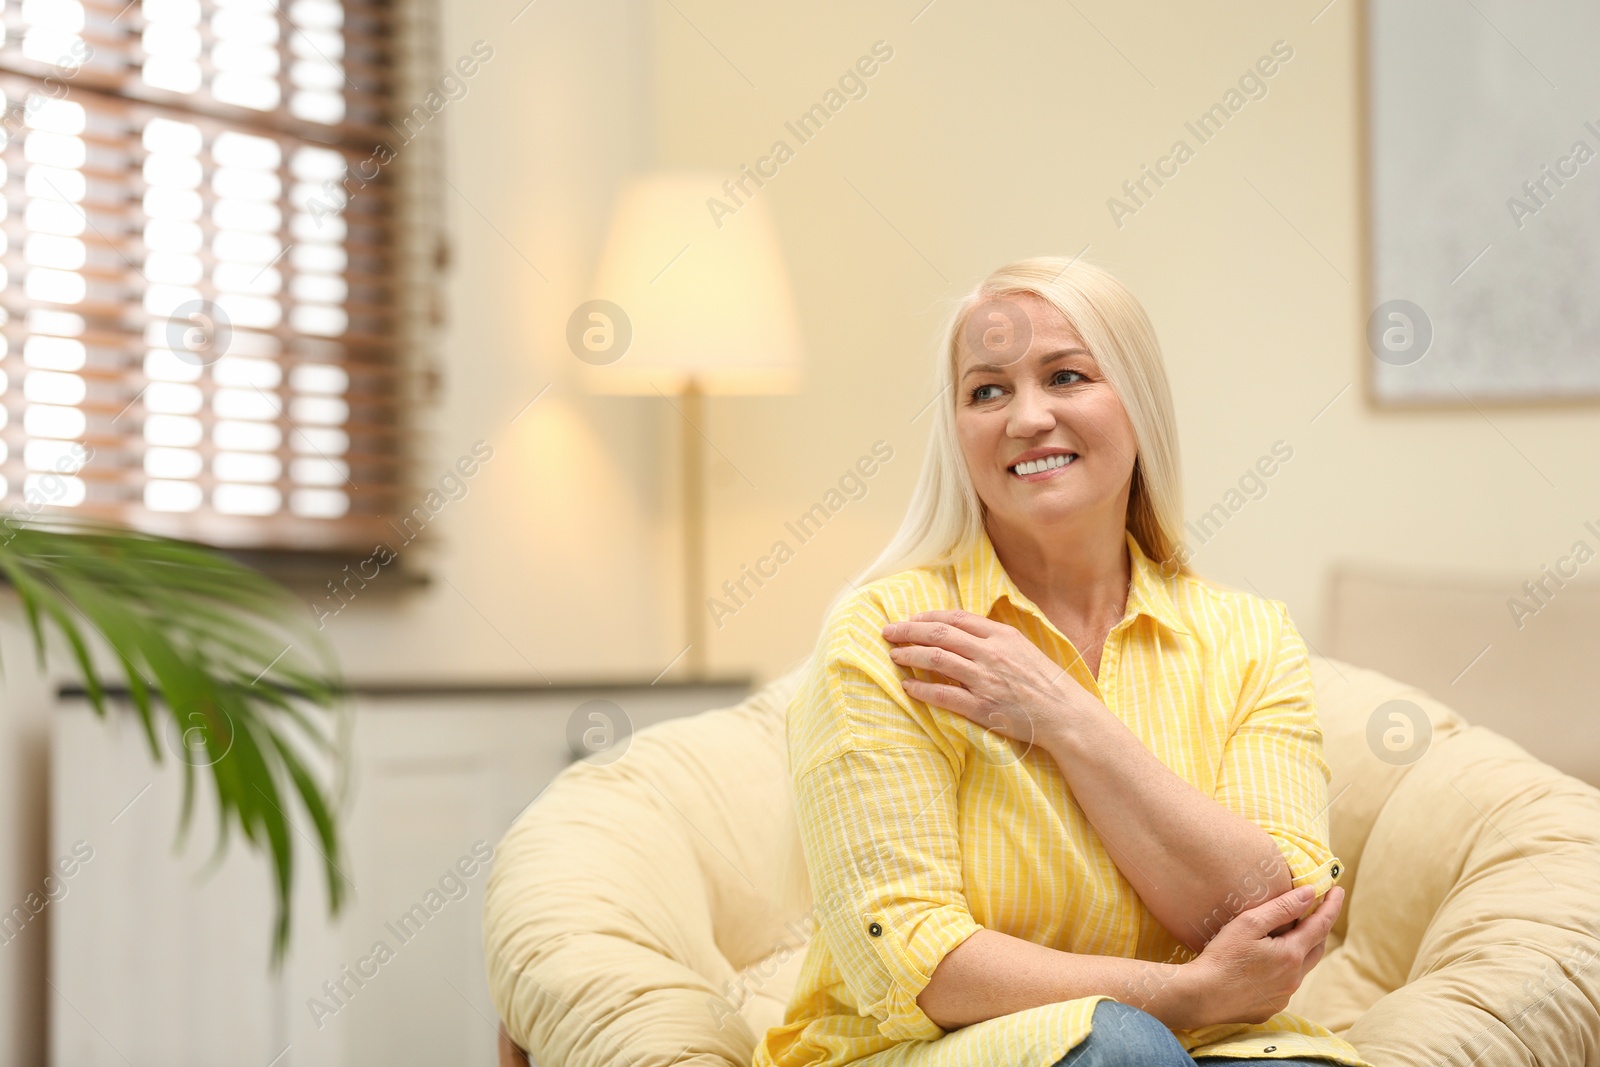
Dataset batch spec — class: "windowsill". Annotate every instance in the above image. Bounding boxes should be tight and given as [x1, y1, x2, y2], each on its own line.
[56, 675, 756, 700]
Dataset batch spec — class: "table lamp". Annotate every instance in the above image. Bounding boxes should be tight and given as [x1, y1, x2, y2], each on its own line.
[581, 170, 805, 680]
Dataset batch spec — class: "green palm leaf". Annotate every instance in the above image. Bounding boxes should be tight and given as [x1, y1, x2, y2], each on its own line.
[0, 516, 349, 965]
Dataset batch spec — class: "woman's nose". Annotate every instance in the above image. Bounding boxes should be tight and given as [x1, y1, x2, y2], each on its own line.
[1008, 384, 1055, 434]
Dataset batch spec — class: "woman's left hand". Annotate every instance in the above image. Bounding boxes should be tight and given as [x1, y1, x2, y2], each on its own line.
[881, 609, 1092, 753]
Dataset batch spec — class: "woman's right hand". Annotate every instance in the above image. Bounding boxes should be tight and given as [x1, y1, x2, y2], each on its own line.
[1183, 884, 1345, 1027]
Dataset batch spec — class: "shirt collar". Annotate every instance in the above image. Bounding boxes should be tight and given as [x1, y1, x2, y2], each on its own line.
[955, 526, 1192, 637]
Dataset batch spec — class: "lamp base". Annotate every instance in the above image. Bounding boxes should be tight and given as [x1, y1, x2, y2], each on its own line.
[681, 378, 706, 681]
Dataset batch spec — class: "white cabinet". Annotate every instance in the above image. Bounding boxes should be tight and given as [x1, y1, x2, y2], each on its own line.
[50, 681, 749, 1067]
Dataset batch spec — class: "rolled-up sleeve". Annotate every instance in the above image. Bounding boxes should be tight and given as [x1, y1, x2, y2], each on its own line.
[1213, 600, 1345, 904]
[789, 595, 983, 1042]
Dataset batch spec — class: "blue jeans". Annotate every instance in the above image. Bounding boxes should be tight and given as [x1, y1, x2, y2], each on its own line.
[1053, 999, 1346, 1066]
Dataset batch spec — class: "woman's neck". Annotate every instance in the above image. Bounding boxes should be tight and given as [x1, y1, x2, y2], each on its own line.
[985, 513, 1131, 644]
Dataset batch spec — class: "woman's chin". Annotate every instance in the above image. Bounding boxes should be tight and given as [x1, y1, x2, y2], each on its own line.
[994, 492, 1089, 526]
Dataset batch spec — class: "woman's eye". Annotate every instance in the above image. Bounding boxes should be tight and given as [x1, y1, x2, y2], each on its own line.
[969, 371, 1083, 403]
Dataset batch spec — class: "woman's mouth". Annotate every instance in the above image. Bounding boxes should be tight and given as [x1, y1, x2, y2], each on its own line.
[1009, 453, 1077, 480]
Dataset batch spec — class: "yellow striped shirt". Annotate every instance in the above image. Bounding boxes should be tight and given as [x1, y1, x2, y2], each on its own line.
[753, 527, 1373, 1067]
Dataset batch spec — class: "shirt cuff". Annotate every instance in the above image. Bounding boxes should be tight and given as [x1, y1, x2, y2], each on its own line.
[856, 901, 982, 1041]
[1274, 834, 1345, 917]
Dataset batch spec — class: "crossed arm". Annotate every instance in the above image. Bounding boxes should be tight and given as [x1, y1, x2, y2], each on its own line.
[1036, 698, 1295, 954]
[795, 596, 1338, 1039]
[910, 603, 1337, 1031]
[913, 720, 1296, 1032]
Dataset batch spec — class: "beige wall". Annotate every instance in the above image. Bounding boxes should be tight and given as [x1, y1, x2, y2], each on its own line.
[647, 0, 1597, 678]
[314, 0, 671, 684]
[5, 2, 1599, 1061]
[297, 0, 1600, 700]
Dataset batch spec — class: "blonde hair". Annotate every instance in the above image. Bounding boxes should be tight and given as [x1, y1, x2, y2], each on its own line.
[818, 255, 1192, 631]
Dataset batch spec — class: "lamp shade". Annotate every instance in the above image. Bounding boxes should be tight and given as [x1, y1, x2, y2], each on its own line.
[580, 170, 805, 396]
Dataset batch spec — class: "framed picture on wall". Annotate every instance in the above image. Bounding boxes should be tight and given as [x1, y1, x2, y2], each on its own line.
[1363, 0, 1600, 406]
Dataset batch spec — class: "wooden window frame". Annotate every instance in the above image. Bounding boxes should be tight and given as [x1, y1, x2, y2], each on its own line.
[0, 0, 430, 561]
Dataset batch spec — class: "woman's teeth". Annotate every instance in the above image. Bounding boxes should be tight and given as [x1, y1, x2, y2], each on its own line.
[1010, 453, 1076, 476]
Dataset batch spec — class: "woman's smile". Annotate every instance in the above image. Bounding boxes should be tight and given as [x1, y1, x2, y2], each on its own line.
[1009, 452, 1078, 480]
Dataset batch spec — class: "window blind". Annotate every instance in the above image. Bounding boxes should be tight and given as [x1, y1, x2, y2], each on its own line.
[0, 0, 404, 551]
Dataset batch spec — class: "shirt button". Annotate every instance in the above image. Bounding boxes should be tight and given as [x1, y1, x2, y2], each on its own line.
[1331, 862, 1341, 877]
[1263, 1046, 1276, 1053]
[868, 922, 882, 937]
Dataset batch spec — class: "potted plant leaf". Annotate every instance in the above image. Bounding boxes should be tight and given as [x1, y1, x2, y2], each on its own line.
[0, 517, 348, 964]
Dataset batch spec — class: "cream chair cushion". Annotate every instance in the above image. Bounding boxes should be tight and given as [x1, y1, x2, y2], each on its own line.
[483, 655, 1600, 1066]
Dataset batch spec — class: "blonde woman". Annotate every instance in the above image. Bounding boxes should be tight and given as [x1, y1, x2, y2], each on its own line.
[753, 257, 1371, 1067]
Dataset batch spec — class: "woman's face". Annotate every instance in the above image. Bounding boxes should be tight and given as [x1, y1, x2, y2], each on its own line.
[953, 292, 1139, 534]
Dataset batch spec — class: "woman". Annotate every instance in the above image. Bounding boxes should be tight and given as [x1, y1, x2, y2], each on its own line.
[752, 257, 1371, 1067]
